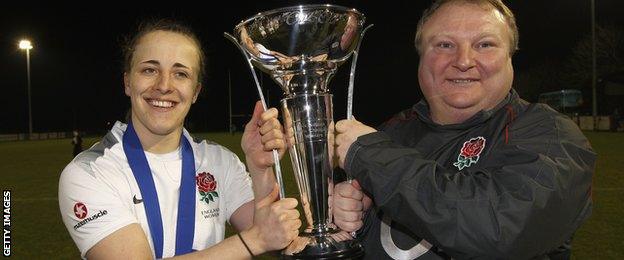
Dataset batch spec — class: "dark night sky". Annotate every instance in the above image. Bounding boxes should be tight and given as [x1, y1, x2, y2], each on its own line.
[1, 1, 623, 134]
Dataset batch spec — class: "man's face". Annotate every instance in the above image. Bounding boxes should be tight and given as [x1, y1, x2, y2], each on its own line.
[124, 30, 201, 136]
[418, 2, 514, 124]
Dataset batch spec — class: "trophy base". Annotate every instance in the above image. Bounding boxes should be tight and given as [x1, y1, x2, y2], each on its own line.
[282, 230, 364, 259]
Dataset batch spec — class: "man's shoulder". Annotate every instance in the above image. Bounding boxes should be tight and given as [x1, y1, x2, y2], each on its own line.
[379, 106, 420, 130]
[511, 100, 587, 143]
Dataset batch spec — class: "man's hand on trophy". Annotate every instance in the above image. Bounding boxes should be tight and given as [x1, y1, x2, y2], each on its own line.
[242, 101, 286, 174]
[333, 180, 372, 233]
[335, 118, 376, 169]
[247, 184, 301, 253]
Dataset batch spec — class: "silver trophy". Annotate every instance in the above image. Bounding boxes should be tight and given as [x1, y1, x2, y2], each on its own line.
[225, 4, 372, 259]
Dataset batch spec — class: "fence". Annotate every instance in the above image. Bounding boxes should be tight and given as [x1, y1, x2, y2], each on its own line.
[0, 132, 68, 142]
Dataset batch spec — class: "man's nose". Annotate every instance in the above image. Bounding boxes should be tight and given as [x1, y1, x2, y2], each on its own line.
[453, 45, 476, 71]
[155, 73, 173, 93]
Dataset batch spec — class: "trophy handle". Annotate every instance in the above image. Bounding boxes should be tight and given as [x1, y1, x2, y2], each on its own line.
[347, 24, 374, 120]
[224, 32, 286, 199]
[345, 25, 374, 238]
[345, 24, 373, 187]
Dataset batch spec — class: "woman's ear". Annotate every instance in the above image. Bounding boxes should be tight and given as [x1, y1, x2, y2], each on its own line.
[192, 83, 202, 104]
[123, 73, 131, 97]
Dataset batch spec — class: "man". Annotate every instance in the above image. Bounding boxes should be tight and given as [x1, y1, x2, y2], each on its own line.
[58, 20, 299, 259]
[333, 0, 595, 259]
[71, 130, 83, 157]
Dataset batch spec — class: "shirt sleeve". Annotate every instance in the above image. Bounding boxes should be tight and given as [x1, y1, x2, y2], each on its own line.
[221, 151, 254, 222]
[58, 160, 137, 258]
[345, 113, 596, 258]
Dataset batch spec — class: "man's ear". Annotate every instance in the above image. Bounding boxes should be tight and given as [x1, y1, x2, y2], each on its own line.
[123, 73, 131, 97]
[192, 83, 202, 104]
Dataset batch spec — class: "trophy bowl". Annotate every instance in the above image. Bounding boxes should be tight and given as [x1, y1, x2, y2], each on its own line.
[235, 4, 364, 96]
[226, 4, 368, 259]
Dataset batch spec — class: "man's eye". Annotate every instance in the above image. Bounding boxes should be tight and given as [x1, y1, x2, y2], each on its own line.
[437, 42, 453, 49]
[478, 42, 494, 48]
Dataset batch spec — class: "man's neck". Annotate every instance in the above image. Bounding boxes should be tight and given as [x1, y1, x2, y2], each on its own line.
[131, 119, 182, 154]
[431, 107, 479, 125]
[430, 93, 512, 125]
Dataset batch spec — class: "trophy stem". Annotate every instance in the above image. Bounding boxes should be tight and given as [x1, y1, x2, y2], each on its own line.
[282, 94, 333, 231]
[281, 93, 364, 259]
[224, 32, 285, 198]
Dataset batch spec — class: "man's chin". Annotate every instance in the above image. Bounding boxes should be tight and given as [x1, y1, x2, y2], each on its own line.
[444, 97, 479, 110]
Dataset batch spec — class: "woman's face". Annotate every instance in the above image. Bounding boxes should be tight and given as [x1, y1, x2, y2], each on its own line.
[124, 30, 202, 136]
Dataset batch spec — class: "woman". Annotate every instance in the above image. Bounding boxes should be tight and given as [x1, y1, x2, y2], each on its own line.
[58, 19, 300, 259]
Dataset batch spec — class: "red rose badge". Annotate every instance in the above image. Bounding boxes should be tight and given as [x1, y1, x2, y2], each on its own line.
[196, 172, 219, 204]
[453, 137, 486, 170]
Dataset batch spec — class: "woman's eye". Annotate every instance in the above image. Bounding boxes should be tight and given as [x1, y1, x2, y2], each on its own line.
[175, 72, 189, 78]
[141, 68, 156, 75]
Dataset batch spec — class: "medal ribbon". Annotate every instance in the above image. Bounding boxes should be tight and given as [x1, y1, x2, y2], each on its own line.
[123, 122, 196, 257]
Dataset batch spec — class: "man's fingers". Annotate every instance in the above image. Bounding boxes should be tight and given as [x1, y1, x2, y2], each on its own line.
[335, 182, 363, 199]
[335, 210, 363, 222]
[335, 119, 359, 133]
[335, 219, 363, 232]
[334, 198, 363, 211]
[335, 131, 351, 147]
[335, 120, 347, 133]
[338, 185, 364, 200]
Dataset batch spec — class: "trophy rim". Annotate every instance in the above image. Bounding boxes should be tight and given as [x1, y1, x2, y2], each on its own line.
[234, 4, 364, 32]
[233, 4, 366, 67]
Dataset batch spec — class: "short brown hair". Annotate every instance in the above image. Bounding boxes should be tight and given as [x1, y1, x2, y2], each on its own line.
[121, 18, 206, 85]
[414, 0, 519, 55]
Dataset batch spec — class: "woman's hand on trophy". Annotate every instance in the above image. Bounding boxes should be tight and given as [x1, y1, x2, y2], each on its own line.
[247, 184, 301, 253]
[335, 118, 377, 169]
[242, 101, 287, 174]
[333, 180, 372, 233]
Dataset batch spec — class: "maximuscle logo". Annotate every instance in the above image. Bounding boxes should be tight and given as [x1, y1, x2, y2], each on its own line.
[73, 210, 108, 230]
[3, 190, 11, 257]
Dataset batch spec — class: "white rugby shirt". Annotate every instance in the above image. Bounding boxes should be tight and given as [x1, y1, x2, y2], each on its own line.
[59, 122, 253, 258]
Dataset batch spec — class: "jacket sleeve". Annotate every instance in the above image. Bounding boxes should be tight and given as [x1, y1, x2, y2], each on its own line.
[344, 113, 595, 258]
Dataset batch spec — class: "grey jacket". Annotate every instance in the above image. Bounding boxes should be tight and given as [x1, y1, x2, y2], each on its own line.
[346, 90, 595, 259]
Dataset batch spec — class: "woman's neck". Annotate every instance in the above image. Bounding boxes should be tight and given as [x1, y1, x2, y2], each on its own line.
[131, 119, 182, 154]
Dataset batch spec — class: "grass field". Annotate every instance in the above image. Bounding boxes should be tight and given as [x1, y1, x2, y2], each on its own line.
[0, 132, 622, 259]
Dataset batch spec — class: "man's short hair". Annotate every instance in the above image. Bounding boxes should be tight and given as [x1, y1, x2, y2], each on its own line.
[414, 0, 519, 55]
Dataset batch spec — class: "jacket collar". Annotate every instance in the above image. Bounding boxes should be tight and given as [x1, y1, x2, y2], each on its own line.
[414, 89, 519, 130]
